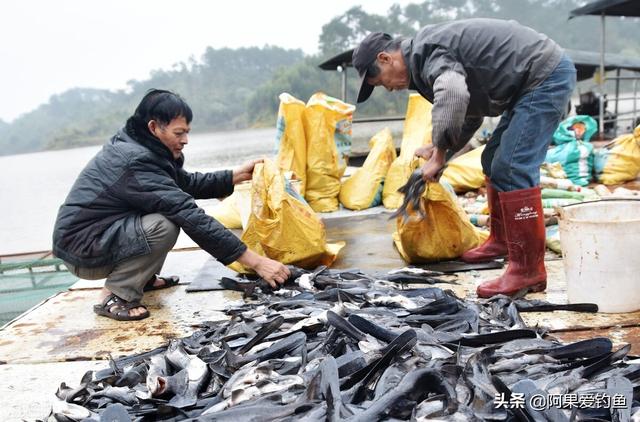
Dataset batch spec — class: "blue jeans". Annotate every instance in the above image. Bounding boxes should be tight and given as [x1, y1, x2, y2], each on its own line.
[481, 54, 577, 192]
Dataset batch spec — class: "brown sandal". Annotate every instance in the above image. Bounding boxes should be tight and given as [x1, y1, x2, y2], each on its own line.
[143, 275, 180, 292]
[93, 293, 150, 321]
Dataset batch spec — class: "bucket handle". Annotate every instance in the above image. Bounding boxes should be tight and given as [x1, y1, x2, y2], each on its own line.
[558, 197, 640, 220]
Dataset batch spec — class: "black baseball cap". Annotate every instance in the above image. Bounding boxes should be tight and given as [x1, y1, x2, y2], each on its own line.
[352, 32, 393, 103]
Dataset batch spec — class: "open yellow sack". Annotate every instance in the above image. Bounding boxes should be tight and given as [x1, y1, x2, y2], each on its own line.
[440, 145, 486, 193]
[383, 94, 433, 209]
[274, 93, 307, 195]
[594, 125, 640, 185]
[339, 128, 397, 210]
[207, 194, 242, 229]
[229, 159, 344, 273]
[303, 92, 356, 212]
[393, 183, 488, 263]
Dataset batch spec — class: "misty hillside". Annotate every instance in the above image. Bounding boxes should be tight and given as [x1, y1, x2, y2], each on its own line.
[1, 0, 639, 155]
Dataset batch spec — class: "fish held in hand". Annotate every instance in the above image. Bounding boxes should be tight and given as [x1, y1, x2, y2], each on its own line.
[390, 169, 427, 222]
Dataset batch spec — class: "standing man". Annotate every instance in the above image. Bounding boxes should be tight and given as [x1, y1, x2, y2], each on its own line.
[353, 18, 576, 298]
[53, 89, 290, 321]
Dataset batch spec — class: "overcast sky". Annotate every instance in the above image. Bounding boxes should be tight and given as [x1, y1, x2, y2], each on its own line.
[0, 0, 416, 122]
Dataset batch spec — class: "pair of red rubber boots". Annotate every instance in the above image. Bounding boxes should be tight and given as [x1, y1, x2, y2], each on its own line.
[461, 178, 546, 298]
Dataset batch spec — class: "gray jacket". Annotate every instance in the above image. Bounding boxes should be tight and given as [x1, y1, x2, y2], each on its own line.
[402, 18, 563, 152]
[52, 129, 247, 268]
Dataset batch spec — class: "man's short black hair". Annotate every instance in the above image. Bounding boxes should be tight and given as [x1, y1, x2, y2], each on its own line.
[353, 34, 402, 103]
[126, 89, 193, 138]
[364, 38, 403, 79]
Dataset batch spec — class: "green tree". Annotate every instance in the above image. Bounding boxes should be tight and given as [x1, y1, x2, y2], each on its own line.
[1, 0, 639, 156]
[0, 46, 304, 155]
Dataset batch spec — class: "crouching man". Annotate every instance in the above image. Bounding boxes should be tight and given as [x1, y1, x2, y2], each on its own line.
[53, 89, 289, 321]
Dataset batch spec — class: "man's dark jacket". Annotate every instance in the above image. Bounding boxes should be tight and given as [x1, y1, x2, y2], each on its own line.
[52, 129, 247, 268]
[401, 18, 564, 152]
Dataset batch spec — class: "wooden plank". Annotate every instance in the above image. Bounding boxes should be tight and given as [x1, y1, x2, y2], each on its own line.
[550, 325, 640, 354]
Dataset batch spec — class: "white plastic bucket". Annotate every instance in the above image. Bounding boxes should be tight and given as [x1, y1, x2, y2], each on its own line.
[559, 199, 640, 313]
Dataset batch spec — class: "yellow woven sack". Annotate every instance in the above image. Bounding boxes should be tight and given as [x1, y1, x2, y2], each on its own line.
[207, 194, 242, 229]
[595, 125, 640, 185]
[441, 145, 486, 193]
[229, 159, 344, 273]
[274, 93, 307, 195]
[383, 94, 433, 209]
[339, 128, 397, 210]
[304, 92, 356, 212]
[393, 183, 488, 263]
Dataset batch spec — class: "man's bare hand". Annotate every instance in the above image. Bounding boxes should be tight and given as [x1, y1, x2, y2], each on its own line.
[420, 147, 447, 182]
[232, 158, 264, 184]
[414, 144, 436, 160]
[253, 257, 291, 288]
[237, 249, 291, 288]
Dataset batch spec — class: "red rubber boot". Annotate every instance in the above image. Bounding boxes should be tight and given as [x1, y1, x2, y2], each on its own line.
[476, 186, 547, 298]
[460, 178, 507, 262]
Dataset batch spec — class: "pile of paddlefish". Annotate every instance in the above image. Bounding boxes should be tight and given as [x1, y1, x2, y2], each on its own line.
[49, 266, 640, 421]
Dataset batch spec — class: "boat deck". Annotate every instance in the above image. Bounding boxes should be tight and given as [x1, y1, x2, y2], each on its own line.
[1, 208, 639, 420]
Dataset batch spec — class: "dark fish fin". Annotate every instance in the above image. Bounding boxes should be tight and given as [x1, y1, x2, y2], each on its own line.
[115, 362, 147, 388]
[409, 295, 460, 315]
[237, 315, 284, 354]
[515, 300, 599, 313]
[452, 329, 537, 348]
[491, 375, 536, 422]
[286, 265, 308, 281]
[348, 314, 398, 343]
[383, 273, 453, 285]
[582, 344, 631, 379]
[547, 337, 613, 359]
[348, 368, 455, 422]
[336, 351, 367, 378]
[319, 356, 342, 422]
[219, 276, 244, 291]
[327, 311, 366, 342]
[346, 330, 418, 402]
[257, 332, 307, 362]
[80, 370, 94, 385]
[222, 341, 244, 369]
[302, 364, 323, 401]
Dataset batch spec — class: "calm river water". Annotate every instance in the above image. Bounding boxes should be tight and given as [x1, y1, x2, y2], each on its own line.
[0, 128, 277, 255]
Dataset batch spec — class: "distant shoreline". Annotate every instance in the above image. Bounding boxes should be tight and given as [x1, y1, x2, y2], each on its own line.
[0, 124, 278, 158]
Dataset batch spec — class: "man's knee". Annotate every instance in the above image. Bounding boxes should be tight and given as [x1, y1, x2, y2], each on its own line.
[65, 262, 112, 280]
[141, 214, 179, 250]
